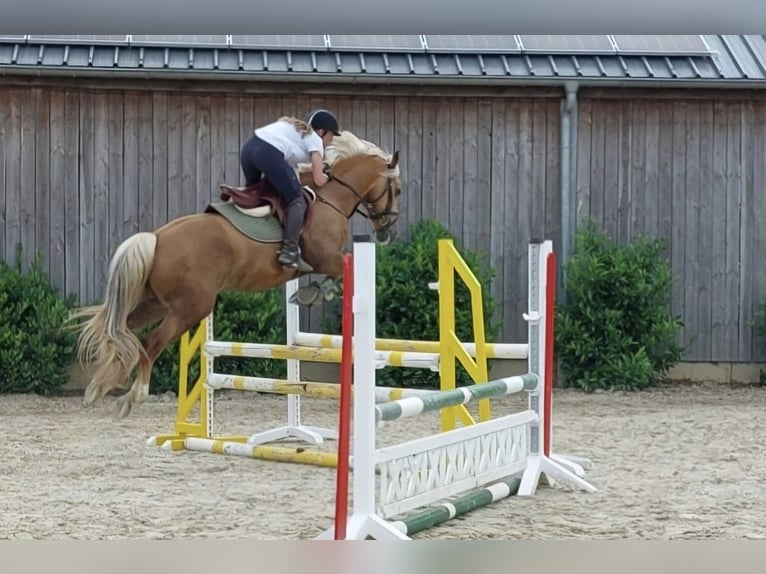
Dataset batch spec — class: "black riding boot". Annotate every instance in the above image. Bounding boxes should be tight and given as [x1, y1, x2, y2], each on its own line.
[278, 198, 314, 273]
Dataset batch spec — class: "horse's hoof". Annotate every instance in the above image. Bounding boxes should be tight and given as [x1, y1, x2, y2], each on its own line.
[114, 395, 133, 420]
[318, 278, 342, 301]
[289, 284, 323, 306]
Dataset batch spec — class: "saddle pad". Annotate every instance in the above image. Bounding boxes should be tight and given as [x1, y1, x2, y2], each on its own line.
[205, 201, 284, 243]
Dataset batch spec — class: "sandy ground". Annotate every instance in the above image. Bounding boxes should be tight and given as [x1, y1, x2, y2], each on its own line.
[1, 382, 766, 540]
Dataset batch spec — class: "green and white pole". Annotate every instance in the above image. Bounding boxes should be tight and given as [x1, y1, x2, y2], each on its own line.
[374, 373, 539, 423]
[391, 476, 522, 537]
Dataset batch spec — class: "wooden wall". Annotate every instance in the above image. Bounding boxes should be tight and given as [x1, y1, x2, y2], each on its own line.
[576, 97, 766, 362]
[0, 81, 764, 363]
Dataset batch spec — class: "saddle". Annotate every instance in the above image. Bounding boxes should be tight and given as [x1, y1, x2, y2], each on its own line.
[219, 178, 317, 227]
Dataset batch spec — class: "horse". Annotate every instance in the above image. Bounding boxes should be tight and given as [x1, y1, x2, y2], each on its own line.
[69, 130, 402, 419]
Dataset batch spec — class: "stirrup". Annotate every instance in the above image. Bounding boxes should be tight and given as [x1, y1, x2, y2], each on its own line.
[278, 248, 313, 273]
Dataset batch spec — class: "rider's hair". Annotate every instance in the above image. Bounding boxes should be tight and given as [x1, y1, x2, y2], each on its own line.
[279, 116, 312, 138]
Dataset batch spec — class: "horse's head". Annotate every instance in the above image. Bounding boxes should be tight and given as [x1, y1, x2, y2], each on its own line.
[356, 149, 401, 244]
[310, 132, 402, 244]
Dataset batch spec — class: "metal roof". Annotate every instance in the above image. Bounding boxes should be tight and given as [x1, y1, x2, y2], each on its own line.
[1, 35, 765, 88]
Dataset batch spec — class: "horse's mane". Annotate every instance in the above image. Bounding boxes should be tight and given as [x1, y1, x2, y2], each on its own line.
[297, 130, 400, 178]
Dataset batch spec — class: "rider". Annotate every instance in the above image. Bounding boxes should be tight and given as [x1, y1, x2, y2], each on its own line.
[239, 109, 341, 273]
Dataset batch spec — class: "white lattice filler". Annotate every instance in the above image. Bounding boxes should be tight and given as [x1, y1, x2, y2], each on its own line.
[375, 410, 537, 518]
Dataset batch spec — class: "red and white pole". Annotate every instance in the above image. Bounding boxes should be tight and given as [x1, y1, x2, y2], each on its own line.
[543, 251, 556, 458]
[333, 252, 354, 540]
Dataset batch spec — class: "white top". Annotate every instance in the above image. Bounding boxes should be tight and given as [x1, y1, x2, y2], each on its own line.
[254, 120, 324, 165]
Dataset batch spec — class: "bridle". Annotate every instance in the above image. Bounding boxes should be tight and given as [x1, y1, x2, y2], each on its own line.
[315, 167, 400, 230]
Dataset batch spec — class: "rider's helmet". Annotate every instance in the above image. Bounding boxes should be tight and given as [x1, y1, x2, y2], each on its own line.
[306, 109, 341, 136]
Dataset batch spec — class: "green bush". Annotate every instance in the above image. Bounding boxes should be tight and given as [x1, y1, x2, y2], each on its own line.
[146, 288, 288, 395]
[0, 245, 77, 394]
[757, 301, 766, 342]
[555, 220, 684, 392]
[323, 218, 501, 389]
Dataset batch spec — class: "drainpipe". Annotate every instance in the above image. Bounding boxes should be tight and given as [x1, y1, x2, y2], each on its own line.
[559, 81, 579, 304]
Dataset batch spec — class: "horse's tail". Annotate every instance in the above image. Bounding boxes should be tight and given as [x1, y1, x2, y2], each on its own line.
[69, 232, 157, 406]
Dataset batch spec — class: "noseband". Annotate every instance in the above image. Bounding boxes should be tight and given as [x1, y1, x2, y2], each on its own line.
[316, 169, 399, 229]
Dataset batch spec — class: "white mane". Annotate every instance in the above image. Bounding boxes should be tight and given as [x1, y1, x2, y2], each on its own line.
[296, 130, 399, 177]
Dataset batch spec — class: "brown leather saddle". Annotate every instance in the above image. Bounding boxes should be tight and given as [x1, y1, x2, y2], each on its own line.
[218, 178, 317, 227]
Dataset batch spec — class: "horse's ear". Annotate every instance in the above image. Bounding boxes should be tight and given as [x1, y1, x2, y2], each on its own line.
[388, 150, 400, 169]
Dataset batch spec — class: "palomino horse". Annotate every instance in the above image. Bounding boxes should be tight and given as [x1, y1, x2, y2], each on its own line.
[70, 131, 402, 419]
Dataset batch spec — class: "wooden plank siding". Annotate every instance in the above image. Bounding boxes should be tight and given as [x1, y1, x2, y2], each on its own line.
[1, 83, 765, 363]
[576, 97, 766, 363]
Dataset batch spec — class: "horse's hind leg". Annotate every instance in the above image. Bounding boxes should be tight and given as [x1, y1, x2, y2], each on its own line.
[127, 294, 167, 330]
[83, 296, 167, 408]
[114, 308, 208, 419]
[81, 293, 163, 406]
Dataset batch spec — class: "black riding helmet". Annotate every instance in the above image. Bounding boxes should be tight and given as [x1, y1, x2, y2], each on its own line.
[306, 109, 341, 136]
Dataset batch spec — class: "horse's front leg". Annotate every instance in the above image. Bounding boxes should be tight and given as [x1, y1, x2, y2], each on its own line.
[289, 244, 346, 306]
[317, 275, 343, 301]
[289, 275, 343, 306]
